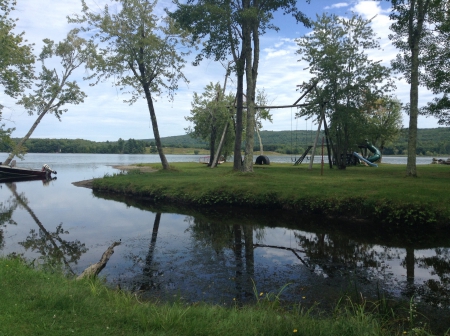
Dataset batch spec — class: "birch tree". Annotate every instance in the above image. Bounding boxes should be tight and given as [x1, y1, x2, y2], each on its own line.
[3, 30, 94, 165]
[70, 0, 190, 170]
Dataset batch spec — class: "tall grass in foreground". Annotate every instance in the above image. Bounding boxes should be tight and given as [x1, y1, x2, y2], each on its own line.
[0, 257, 439, 336]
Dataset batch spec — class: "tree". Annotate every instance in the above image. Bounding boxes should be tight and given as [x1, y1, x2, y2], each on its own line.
[388, 0, 436, 176]
[70, 0, 190, 170]
[0, 0, 35, 149]
[185, 82, 235, 165]
[364, 97, 403, 155]
[170, 0, 309, 172]
[296, 14, 394, 169]
[254, 88, 273, 155]
[3, 30, 94, 165]
[419, 2, 450, 126]
[0, 0, 34, 101]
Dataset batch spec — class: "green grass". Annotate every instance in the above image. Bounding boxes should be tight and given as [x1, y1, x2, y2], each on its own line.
[93, 162, 450, 226]
[1, 257, 430, 336]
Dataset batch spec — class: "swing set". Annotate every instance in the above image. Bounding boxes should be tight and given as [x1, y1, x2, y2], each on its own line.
[253, 80, 334, 169]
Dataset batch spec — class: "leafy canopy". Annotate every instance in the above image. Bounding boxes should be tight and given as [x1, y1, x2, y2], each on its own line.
[18, 30, 95, 120]
[0, 0, 35, 100]
[69, 0, 190, 104]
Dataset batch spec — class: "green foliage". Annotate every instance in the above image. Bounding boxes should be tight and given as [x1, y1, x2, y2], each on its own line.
[364, 97, 403, 152]
[170, 0, 310, 172]
[69, 0, 192, 170]
[0, 0, 35, 99]
[186, 81, 236, 161]
[2, 137, 148, 154]
[3, 128, 449, 155]
[0, 0, 35, 150]
[3, 29, 95, 165]
[296, 13, 395, 169]
[17, 30, 93, 120]
[388, 0, 443, 176]
[418, 1, 450, 126]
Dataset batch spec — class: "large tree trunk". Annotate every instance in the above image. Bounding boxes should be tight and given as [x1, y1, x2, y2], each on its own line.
[407, 40, 420, 177]
[143, 84, 169, 170]
[406, 0, 431, 177]
[233, 54, 245, 171]
[242, 10, 259, 173]
[208, 119, 216, 166]
[4, 110, 49, 166]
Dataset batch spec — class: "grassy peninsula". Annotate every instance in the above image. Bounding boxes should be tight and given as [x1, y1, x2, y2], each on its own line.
[93, 162, 450, 228]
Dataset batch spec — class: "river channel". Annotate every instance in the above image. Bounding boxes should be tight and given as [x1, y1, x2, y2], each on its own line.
[1, 153, 449, 328]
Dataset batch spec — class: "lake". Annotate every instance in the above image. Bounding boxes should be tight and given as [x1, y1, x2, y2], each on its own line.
[1, 153, 449, 323]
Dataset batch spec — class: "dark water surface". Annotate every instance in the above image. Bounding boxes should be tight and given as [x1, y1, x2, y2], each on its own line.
[1, 154, 449, 325]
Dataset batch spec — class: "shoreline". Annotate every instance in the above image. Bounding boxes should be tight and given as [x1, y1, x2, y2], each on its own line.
[72, 165, 156, 188]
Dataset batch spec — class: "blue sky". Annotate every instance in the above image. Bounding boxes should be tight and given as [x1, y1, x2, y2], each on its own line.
[0, 0, 442, 142]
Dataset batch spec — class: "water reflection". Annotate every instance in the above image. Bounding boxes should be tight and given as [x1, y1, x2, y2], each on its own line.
[1, 174, 449, 330]
[4, 182, 87, 274]
[0, 193, 18, 250]
[93, 191, 450, 313]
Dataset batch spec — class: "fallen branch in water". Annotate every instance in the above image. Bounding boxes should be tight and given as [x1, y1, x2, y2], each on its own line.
[77, 241, 121, 280]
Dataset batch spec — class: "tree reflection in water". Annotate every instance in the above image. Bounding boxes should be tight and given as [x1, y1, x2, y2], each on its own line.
[139, 212, 162, 291]
[0, 195, 18, 250]
[91, 191, 450, 313]
[416, 248, 450, 307]
[6, 182, 87, 274]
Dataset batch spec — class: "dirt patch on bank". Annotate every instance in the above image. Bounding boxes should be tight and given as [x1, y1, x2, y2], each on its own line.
[72, 165, 157, 189]
[72, 179, 94, 189]
[111, 165, 157, 173]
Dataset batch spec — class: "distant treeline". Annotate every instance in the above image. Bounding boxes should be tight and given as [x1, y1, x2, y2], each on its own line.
[2, 128, 450, 155]
[1, 138, 151, 154]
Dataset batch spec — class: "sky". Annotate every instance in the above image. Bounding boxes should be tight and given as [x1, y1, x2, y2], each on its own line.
[0, 0, 444, 142]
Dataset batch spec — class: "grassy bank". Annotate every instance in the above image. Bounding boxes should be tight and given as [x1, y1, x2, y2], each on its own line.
[92, 162, 450, 227]
[1, 257, 429, 336]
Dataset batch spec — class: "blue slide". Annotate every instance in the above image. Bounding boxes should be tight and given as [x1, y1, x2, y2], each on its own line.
[353, 152, 378, 167]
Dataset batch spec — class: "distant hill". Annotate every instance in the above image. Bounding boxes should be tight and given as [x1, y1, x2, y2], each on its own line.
[3, 128, 449, 155]
[150, 127, 450, 155]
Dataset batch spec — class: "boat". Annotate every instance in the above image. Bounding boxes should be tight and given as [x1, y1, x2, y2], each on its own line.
[0, 163, 57, 178]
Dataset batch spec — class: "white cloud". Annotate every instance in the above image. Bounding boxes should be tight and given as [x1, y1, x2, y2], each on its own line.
[324, 2, 349, 10]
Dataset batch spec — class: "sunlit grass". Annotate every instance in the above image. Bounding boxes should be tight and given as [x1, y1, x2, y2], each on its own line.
[93, 162, 450, 221]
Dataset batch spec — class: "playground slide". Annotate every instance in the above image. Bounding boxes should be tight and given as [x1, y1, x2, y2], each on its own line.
[365, 141, 381, 163]
[353, 152, 378, 167]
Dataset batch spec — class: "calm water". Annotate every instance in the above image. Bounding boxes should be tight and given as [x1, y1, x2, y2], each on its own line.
[1, 153, 449, 316]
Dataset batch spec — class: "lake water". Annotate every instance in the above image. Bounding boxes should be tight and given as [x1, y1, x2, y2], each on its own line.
[1, 153, 449, 322]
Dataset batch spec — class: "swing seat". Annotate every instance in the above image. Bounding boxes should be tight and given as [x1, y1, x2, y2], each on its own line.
[255, 155, 270, 165]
